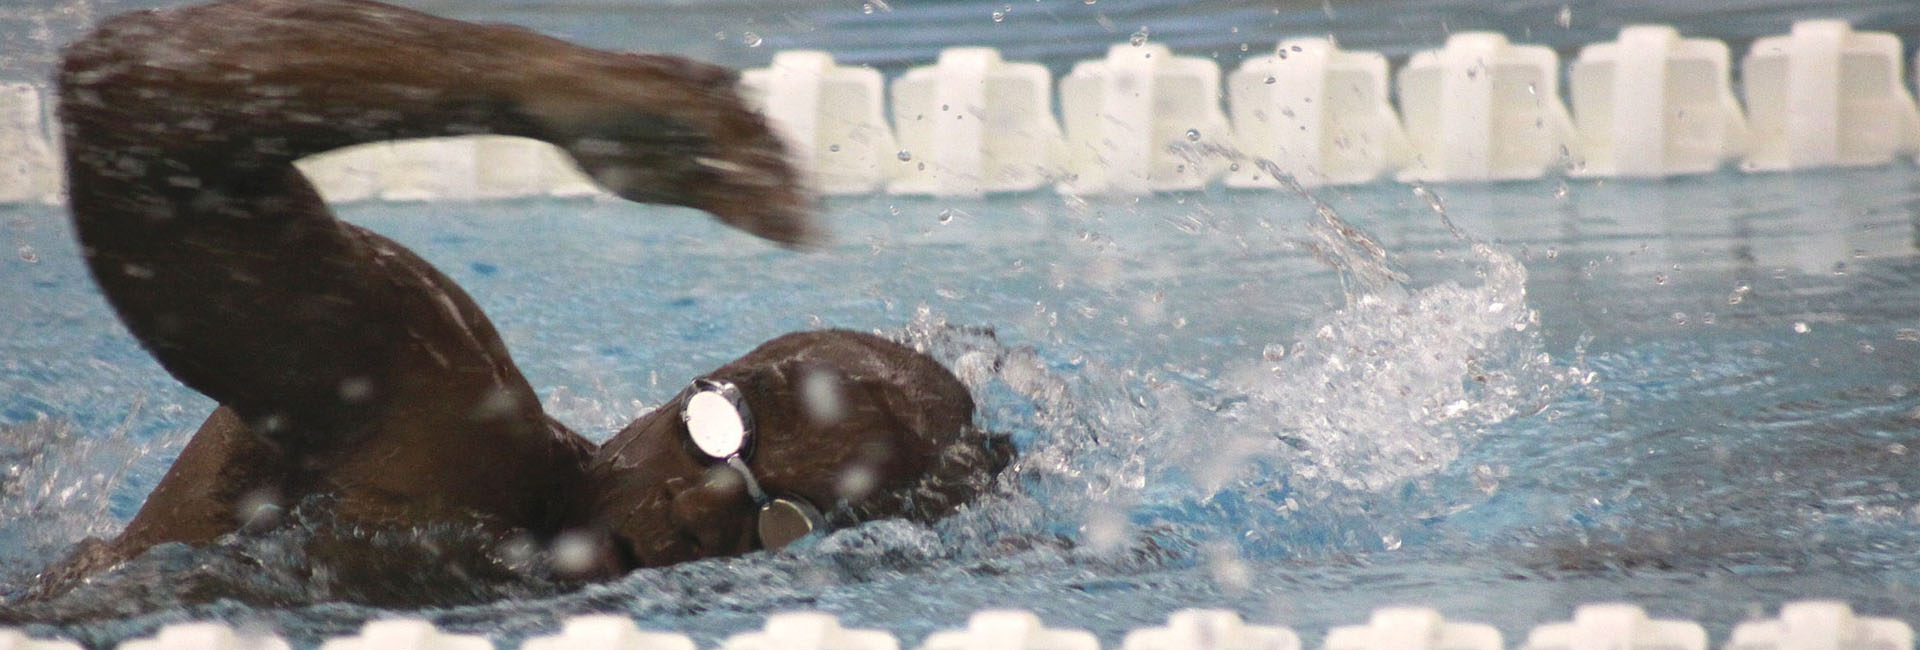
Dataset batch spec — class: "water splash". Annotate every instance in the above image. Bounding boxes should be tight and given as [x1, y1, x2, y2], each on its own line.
[0, 408, 182, 593]
[891, 172, 1581, 563]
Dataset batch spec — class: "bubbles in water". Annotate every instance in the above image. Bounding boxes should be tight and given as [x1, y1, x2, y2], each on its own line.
[992, 10, 1005, 22]
[1261, 343, 1286, 362]
[896, 150, 913, 162]
[1264, 76, 1277, 85]
[937, 209, 954, 225]
[1185, 128, 1201, 142]
[836, 465, 877, 499]
[828, 144, 842, 153]
[550, 530, 600, 576]
[1793, 321, 1811, 334]
[1728, 284, 1751, 305]
[1129, 28, 1150, 46]
[801, 367, 845, 423]
[742, 32, 763, 48]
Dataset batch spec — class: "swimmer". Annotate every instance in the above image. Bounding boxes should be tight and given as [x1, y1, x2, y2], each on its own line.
[40, 0, 1011, 602]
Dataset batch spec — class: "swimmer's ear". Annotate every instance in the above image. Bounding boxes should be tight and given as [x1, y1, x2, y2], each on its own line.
[524, 54, 822, 249]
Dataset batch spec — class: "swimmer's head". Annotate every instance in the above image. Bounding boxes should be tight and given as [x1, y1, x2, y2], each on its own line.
[520, 53, 819, 248]
[579, 330, 1013, 571]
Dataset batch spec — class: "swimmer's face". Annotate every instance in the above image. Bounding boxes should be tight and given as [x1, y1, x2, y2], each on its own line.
[582, 340, 990, 569]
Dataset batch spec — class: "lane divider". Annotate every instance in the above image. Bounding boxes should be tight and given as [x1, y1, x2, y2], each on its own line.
[3, 18, 1919, 205]
[2, 602, 1910, 650]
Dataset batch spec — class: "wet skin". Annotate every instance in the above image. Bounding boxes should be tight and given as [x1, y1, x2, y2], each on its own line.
[43, 0, 1010, 602]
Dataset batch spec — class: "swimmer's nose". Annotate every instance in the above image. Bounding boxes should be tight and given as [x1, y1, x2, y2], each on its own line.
[666, 469, 759, 557]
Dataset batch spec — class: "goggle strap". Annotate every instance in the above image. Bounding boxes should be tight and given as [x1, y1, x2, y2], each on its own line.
[724, 456, 772, 507]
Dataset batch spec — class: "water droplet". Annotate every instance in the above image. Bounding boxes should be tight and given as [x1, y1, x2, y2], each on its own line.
[1276, 49, 1288, 60]
[743, 32, 763, 47]
[1082, 0, 1095, 5]
[1727, 285, 1750, 305]
[1793, 321, 1811, 334]
[896, 150, 913, 162]
[1381, 534, 1402, 551]
[1653, 273, 1667, 285]
[1553, 181, 1569, 199]
[1185, 128, 1201, 141]
[828, 144, 842, 153]
[862, 2, 874, 13]
[992, 10, 1005, 22]
[1239, 43, 1250, 52]
[16, 244, 37, 263]
[937, 209, 954, 224]
[1263, 76, 1277, 85]
[1261, 343, 1287, 362]
[1129, 28, 1149, 46]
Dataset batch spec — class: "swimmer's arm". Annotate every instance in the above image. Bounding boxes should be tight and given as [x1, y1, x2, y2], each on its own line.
[61, 0, 815, 245]
[57, 0, 815, 428]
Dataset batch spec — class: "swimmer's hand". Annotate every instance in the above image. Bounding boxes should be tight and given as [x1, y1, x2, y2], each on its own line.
[524, 54, 820, 248]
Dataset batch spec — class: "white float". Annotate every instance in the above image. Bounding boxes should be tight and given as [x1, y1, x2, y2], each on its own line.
[1395, 32, 1577, 182]
[1523, 604, 1706, 650]
[1324, 608, 1501, 650]
[722, 612, 897, 650]
[1568, 25, 1748, 178]
[473, 136, 600, 199]
[1122, 609, 1300, 650]
[741, 51, 896, 195]
[521, 616, 695, 650]
[920, 611, 1098, 650]
[1226, 37, 1409, 188]
[1058, 43, 1234, 194]
[298, 143, 391, 203]
[0, 629, 82, 650]
[888, 47, 1063, 196]
[0, 82, 60, 204]
[378, 138, 482, 202]
[116, 622, 290, 650]
[1725, 601, 1913, 650]
[317, 619, 490, 650]
[1740, 20, 1920, 171]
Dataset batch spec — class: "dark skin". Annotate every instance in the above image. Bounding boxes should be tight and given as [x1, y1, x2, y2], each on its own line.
[45, 0, 1010, 601]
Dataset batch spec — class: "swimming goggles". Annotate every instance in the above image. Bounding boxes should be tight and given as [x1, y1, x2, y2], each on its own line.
[681, 378, 830, 551]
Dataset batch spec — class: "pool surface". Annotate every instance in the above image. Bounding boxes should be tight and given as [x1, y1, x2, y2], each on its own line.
[8, 0, 1920, 647]
[5, 165, 1920, 646]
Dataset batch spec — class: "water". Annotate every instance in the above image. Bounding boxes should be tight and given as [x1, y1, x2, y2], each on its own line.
[5, 165, 1920, 646]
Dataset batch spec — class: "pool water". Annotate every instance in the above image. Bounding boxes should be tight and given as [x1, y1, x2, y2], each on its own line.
[4, 165, 1920, 646]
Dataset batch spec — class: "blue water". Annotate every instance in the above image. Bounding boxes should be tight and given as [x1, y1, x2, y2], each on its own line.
[5, 166, 1920, 647]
